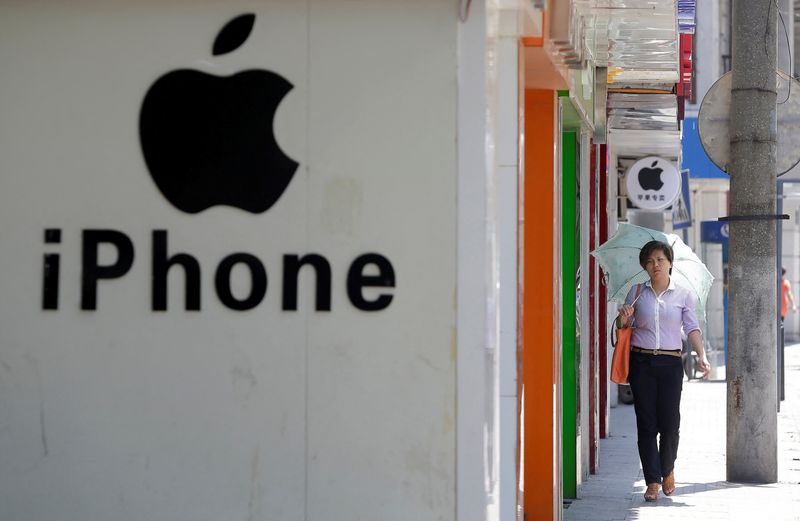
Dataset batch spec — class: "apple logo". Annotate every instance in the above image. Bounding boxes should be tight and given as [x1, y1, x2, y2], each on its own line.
[638, 160, 664, 191]
[139, 13, 298, 214]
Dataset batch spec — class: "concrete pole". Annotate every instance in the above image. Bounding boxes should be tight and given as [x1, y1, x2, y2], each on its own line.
[727, 0, 778, 483]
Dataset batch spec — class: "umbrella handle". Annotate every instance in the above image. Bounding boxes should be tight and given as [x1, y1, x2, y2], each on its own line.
[619, 283, 644, 329]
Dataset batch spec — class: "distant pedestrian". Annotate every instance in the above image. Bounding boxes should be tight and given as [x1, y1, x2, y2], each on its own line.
[617, 240, 710, 502]
[781, 267, 797, 321]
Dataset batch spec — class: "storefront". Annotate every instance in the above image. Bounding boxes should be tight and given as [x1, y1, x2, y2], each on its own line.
[0, 2, 693, 520]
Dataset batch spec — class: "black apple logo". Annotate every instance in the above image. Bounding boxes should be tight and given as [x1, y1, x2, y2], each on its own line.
[139, 13, 298, 214]
[638, 160, 664, 191]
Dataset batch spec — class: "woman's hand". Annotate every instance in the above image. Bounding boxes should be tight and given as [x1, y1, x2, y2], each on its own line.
[696, 354, 711, 379]
[618, 304, 635, 326]
[687, 330, 711, 379]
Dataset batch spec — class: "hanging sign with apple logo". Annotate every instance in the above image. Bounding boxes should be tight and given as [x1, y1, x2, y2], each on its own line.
[625, 156, 681, 211]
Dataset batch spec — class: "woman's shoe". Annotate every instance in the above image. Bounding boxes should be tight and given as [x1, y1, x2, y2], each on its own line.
[644, 483, 660, 502]
[663, 472, 676, 496]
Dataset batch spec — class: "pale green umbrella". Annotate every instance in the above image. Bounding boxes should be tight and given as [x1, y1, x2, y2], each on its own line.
[591, 223, 714, 320]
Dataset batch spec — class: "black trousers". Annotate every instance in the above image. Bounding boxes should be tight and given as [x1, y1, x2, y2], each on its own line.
[628, 350, 684, 485]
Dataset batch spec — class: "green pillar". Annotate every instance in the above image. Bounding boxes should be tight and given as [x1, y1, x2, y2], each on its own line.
[561, 129, 578, 499]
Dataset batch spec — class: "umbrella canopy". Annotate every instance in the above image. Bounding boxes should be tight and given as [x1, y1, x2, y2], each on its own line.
[590, 223, 714, 320]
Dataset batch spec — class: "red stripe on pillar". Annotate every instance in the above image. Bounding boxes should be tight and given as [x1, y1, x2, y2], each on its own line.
[598, 144, 609, 439]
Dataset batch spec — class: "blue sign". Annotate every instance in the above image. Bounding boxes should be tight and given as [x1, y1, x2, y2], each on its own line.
[701, 220, 729, 243]
[682, 117, 729, 179]
[672, 169, 692, 229]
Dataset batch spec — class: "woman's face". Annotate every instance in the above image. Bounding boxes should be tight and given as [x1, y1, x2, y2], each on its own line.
[643, 249, 671, 282]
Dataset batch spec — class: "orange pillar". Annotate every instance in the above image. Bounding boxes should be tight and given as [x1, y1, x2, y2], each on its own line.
[519, 89, 558, 520]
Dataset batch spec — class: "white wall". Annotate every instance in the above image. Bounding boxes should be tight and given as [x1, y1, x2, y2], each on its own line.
[456, 2, 500, 520]
[476, 3, 523, 517]
[0, 2, 461, 520]
[780, 184, 800, 341]
[779, 0, 794, 75]
[606, 151, 621, 411]
[689, 179, 729, 367]
[490, 24, 520, 521]
[578, 130, 591, 492]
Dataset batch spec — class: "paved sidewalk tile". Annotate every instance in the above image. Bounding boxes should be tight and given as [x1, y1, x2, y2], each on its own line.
[564, 343, 800, 521]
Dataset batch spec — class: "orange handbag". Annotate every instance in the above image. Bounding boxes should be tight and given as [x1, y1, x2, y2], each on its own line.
[610, 284, 642, 385]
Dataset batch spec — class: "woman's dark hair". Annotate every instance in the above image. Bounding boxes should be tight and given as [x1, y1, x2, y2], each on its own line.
[639, 240, 673, 269]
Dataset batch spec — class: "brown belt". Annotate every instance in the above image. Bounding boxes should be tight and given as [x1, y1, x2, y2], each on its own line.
[631, 346, 681, 358]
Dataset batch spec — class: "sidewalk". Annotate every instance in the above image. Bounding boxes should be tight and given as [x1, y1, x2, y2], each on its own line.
[564, 343, 800, 521]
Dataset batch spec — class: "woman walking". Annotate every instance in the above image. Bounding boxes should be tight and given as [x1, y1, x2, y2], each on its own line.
[617, 240, 711, 501]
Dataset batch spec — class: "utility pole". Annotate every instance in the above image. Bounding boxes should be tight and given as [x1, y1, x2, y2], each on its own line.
[726, 0, 778, 483]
